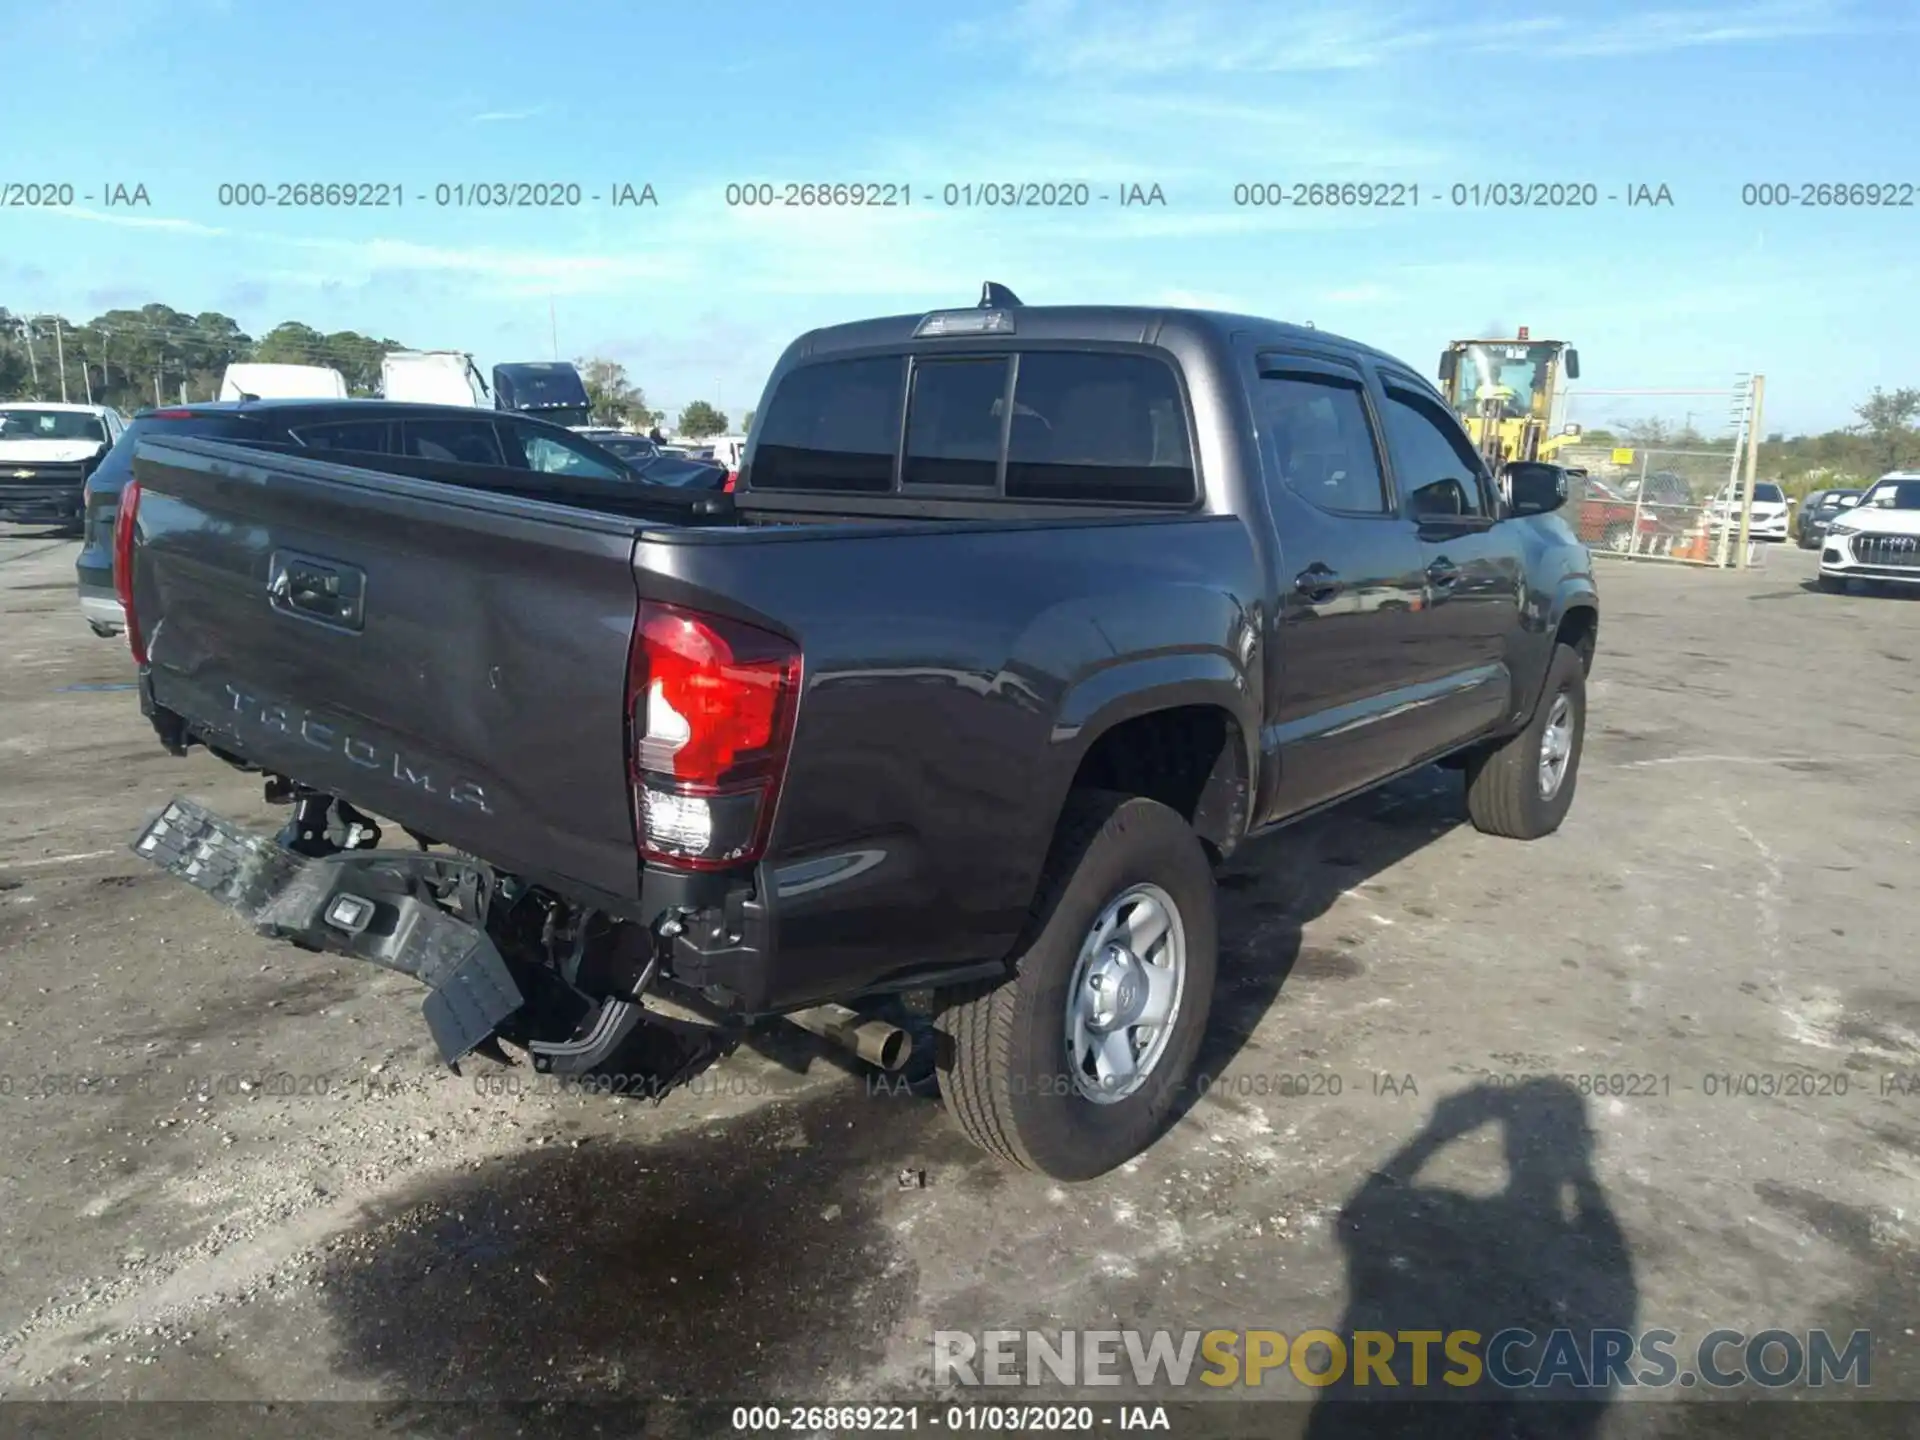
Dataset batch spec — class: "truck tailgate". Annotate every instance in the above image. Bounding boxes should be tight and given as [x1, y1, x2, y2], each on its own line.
[128, 436, 647, 905]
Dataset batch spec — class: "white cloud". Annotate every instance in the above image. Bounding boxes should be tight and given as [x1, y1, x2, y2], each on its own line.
[38, 206, 228, 236]
[978, 0, 1869, 75]
[470, 106, 547, 123]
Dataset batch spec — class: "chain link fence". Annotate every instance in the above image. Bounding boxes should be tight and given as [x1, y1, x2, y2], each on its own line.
[1556, 379, 1770, 566]
[1566, 445, 1748, 563]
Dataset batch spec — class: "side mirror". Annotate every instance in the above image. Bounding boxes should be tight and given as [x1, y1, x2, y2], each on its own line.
[1839, 494, 1860, 507]
[1503, 460, 1567, 516]
[1437, 350, 1458, 385]
[1563, 348, 1580, 380]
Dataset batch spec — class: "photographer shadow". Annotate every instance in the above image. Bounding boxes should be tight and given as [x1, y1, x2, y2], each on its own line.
[1306, 1078, 1638, 1439]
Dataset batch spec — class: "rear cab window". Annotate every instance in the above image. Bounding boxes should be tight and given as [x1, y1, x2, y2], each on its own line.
[747, 348, 1196, 506]
[751, 356, 904, 492]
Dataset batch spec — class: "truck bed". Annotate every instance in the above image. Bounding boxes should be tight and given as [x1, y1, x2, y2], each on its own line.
[129, 435, 675, 908]
[127, 434, 1262, 1006]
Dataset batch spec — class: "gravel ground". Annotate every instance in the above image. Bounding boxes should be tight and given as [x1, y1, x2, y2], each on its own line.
[2, 529, 1918, 1437]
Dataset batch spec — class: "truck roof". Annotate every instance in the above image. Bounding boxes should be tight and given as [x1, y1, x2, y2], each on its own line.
[0, 400, 116, 414]
[793, 304, 1409, 371]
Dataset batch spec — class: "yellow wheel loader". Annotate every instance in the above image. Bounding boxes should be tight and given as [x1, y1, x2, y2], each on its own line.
[1437, 330, 1583, 471]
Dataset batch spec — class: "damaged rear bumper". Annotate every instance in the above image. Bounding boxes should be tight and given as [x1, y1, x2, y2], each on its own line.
[131, 797, 523, 1066]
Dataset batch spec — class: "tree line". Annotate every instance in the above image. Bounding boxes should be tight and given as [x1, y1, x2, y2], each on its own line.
[0, 301, 744, 439]
[0, 304, 403, 410]
[1581, 387, 1919, 499]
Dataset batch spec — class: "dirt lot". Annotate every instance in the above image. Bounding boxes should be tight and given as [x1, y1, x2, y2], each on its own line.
[1, 529, 1918, 1436]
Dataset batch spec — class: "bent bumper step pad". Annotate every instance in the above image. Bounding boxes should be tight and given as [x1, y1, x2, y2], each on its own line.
[131, 796, 523, 1065]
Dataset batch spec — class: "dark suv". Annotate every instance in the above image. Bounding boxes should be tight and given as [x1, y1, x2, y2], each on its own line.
[76, 399, 666, 635]
[1797, 487, 1862, 548]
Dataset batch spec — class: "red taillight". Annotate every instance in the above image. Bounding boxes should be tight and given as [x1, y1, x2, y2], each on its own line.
[625, 601, 801, 871]
[148, 408, 197, 419]
[723, 470, 738, 493]
[113, 478, 147, 664]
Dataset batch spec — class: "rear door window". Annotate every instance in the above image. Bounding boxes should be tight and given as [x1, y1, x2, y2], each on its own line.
[1254, 371, 1391, 514]
[751, 356, 905, 492]
[291, 418, 394, 454]
[903, 357, 1009, 488]
[1005, 352, 1194, 503]
[401, 417, 507, 466]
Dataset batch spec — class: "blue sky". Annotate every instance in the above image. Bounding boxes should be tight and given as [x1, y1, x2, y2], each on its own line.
[2, 0, 1916, 432]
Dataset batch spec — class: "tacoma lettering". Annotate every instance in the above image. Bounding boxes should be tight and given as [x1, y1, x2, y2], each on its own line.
[221, 684, 491, 812]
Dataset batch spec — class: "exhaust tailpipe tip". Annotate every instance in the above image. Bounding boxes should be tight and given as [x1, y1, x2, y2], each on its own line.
[783, 1003, 913, 1072]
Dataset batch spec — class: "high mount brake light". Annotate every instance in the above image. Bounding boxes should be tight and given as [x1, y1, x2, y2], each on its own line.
[114, 478, 147, 664]
[914, 309, 1015, 338]
[625, 601, 802, 872]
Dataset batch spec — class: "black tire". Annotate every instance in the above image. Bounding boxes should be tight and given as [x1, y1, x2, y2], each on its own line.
[1464, 644, 1585, 840]
[1816, 571, 1847, 594]
[1600, 522, 1633, 553]
[935, 790, 1216, 1181]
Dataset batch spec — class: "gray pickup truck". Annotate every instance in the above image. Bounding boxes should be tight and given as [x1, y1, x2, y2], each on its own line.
[120, 286, 1598, 1180]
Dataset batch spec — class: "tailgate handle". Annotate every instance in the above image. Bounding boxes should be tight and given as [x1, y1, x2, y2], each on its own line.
[268, 551, 365, 632]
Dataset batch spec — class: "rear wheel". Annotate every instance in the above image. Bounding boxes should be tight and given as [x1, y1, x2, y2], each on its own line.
[1601, 522, 1634, 553]
[1464, 644, 1586, 840]
[937, 791, 1216, 1181]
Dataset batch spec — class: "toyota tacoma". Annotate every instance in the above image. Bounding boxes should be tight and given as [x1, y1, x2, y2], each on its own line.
[117, 286, 1599, 1180]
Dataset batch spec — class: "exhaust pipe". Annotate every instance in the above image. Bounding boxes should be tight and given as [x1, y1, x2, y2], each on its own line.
[783, 1003, 912, 1072]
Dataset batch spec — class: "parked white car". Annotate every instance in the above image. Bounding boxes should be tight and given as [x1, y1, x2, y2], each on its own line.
[0, 401, 126, 531]
[1818, 472, 1920, 593]
[1706, 481, 1791, 541]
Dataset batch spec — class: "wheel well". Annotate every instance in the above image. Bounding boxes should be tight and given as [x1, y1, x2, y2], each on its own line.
[1556, 604, 1598, 673]
[1066, 706, 1246, 855]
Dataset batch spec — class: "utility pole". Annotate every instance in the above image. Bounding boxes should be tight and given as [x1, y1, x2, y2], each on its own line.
[53, 317, 68, 402]
[1733, 375, 1767, 570]
[82, 359, 93, 405]
[154, 370, 163, 408]
[1713, 375, 1752, 568]
[24, 323, 40, 395]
